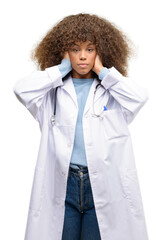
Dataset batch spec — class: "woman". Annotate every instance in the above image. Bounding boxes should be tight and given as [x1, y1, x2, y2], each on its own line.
[13, 13, 149, 240]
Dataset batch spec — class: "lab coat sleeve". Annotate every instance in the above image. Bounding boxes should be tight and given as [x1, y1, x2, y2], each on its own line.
[13, 65, 63, 121]
[101, 67, 149, 125]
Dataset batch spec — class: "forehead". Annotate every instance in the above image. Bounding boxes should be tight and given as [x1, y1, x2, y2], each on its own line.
[73, 40, 96, 47]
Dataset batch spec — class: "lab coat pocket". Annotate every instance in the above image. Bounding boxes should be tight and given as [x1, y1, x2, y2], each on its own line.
[29, 167, 45, 212]
[120, 169, 144, 216]
[103, 109, 130, 141]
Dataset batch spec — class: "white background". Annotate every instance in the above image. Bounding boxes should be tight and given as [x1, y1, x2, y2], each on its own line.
[0, 0, 162, 239]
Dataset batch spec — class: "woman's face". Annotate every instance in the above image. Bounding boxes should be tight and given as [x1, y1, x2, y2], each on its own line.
[68, 40, 97, 79]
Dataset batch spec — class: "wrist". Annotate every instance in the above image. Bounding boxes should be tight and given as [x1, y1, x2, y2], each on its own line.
[58, 59, 72, 78]
[99, 67, 110, 80]
[94, 66, 104, 76]
[61, 58, 71, 66]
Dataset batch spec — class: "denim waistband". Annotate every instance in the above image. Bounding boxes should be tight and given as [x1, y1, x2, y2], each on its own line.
[69, 165, 88, 175]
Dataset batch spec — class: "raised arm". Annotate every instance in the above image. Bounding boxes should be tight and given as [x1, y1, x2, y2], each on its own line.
[93, 54, 149, 125]
[13, 58, 72, 121]
[101, 67, 149, 124]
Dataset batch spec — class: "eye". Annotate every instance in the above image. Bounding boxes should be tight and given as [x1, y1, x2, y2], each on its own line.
[87, 48, 94, 52]
[72, 48, 79, 52]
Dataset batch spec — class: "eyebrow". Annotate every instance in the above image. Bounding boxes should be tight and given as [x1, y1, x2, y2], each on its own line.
[72, 43, 95, 47]
[87, 43, 95, 46]
[72, 44, 80, 47]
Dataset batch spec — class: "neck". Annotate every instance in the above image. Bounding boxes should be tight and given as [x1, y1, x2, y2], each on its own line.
[72, 70, 93, 79]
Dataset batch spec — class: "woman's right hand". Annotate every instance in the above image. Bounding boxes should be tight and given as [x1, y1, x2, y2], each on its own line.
[63, 52, 70, 60]
[58, 52, 72, 79]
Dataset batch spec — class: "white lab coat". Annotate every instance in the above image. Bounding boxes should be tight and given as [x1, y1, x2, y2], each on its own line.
[13, 65, 149, 240]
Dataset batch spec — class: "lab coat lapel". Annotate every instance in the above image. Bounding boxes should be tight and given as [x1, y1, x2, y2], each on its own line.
[62, 74, 78, 107]
[83, 78, 106, 115]
[62, 75, 106, 115]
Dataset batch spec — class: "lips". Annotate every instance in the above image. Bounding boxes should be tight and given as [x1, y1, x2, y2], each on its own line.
[78, 63, 88, 68]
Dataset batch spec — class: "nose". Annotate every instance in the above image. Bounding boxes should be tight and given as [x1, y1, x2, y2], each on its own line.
[79, 50, 86, 60]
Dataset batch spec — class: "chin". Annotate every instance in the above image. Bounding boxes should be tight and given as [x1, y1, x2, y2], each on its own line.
[72, 69, 93, 79]
[79, 71, 89, 75]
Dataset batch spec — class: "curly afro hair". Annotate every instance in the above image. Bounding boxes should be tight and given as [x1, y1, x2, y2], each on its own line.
[32, 13, 133, 76]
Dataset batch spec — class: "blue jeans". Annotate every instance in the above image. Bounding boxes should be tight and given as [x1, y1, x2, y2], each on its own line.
[61, 165, 101, 240]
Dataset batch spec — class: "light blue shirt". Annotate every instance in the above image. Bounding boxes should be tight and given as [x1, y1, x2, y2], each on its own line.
[70, 78, 94, 169]
[58, 59, 110, 169]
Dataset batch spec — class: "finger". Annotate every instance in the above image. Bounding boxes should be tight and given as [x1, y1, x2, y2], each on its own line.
[63, 52, 70, 60]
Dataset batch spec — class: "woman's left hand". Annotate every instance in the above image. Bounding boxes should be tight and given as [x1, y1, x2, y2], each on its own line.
[93, 54, 104, 76]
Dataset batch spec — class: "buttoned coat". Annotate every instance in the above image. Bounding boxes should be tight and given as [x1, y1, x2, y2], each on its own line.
[13, 65, 149, 240]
